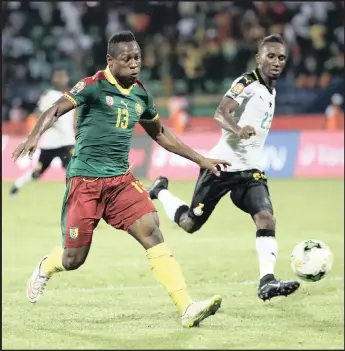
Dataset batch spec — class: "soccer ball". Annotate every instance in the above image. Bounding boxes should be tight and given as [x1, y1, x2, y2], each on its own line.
[290, 239, 333, 282]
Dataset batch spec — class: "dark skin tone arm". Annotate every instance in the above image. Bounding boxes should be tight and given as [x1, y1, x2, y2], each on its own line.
[31, 104, 77, 132]
[214, 96, 256, 140]
[73, 108, 78, 135]
[106, 40, 230, 175]
[140, 118, 230, 176]
[12, 96, 74, 161]
[12, 96, 229, 176]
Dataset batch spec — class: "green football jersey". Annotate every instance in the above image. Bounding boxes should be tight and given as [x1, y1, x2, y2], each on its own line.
[63, 66, 158, 178]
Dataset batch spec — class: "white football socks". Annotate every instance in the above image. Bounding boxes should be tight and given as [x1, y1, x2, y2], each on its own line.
[14, 170, 34, 189]
[157, 189, 188, 222]
[256, 236, 278, 279]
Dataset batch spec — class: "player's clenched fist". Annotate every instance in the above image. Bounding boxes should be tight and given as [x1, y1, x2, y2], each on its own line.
[237, 125, 256, 140]
[198, 157, 231, 177]
[12, 137, 38, 161]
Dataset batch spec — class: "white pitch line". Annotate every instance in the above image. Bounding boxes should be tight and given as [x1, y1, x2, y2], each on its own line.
[55, 275, 344, 293]
[3, 276, 343, 296]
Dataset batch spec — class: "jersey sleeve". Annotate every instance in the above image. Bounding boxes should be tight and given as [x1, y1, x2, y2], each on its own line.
[224, 75, 255, 106]
[63, 79, 96, 108]
[140, 91, 159, 121]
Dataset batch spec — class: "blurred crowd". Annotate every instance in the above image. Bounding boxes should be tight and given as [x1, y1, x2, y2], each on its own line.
[2, 1, 344, 121]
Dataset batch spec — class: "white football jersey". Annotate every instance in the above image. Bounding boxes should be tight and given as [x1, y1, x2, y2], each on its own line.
[37, 89, 75, 149]
[207, 69, 276, 172]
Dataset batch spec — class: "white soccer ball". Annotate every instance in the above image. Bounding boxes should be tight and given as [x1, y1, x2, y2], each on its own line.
[290, 239, 333, 282]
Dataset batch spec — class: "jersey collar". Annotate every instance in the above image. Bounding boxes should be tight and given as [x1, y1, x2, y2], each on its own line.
[253, 68, 274, 94]
[104, 66, 134, 95]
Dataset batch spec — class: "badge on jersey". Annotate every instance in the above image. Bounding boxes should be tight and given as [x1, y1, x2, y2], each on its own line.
[71, 81, 86, 95]
[243, 76, 251, 85]
[106, 96, 114, 107]
[69, 226, 79, 240]
[135, 102, 143, 116]
[230, 83, 244, 97]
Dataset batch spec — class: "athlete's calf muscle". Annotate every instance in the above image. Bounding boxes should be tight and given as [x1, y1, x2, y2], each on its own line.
[253, 210, 276, 230]
[128, 212, 164, 250]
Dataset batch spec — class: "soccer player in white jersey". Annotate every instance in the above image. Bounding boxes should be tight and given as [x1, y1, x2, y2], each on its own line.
[148, 35, 300, 301]
[10, 66, 76, 196]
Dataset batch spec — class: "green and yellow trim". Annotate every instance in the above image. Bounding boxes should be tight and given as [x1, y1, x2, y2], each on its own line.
[253, 70, 259, 81]
[152, 114, 159, 121]
[104, 66, 134, 95]
[63, 93, 78, 107]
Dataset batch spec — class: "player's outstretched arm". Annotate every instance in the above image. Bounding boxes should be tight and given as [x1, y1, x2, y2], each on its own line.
[215, 96, 256, 140]
[140, 118, 230, 176]
[12, 96, 74, 161]
[73, 108, 78, 135]
[214, 96, 240, 133]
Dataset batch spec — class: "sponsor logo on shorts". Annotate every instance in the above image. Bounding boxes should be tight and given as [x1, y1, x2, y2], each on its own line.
[230, 83, 244, 97]
[193, 203, 204, 216]
[69, 226, 79, 240]
[70, 81, 85, 95]
[253, 172, 266, 180]
[106, 96, 114, 107]
[135, 102, 143, 116]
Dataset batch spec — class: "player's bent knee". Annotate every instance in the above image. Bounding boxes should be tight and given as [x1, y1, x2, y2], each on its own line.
[32, 170, 42, 180]
[151, 211, 160, 227]
[151, 225, 164, 244]
[128, 212, 164, 249]
[254, 210, 276, 230]
[63, 253, 86, 271]
[179, 214, 200, 234]
[184, 225, 199, 234]
[145, 215, 163, 242]
[62, 246, 89, 271]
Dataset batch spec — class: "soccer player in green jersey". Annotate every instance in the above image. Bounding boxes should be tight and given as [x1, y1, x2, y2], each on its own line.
[12, 31, 229, 328]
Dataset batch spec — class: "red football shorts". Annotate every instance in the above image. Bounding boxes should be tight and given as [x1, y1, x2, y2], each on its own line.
[61, 172, 157, 248]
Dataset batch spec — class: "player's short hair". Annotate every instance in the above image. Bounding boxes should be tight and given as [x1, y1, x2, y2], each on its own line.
[107, 30, 137, 57]
[52, 63, 68, 74]
[259, 34, 285, 52]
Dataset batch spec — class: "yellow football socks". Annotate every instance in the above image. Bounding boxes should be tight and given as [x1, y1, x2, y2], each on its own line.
[146, 243, 192, 315]
[41, 246, 66, 278]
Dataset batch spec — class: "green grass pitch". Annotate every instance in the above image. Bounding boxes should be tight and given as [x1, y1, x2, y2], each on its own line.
[2, 179, 344, 349]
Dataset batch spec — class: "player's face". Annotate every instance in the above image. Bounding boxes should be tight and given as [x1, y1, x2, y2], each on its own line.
[107, 41, 141, 85]
[256, 43, 286, 80]
[52, 70, 69, 91]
